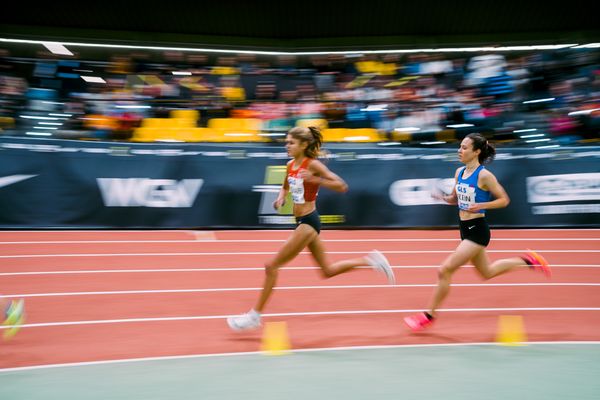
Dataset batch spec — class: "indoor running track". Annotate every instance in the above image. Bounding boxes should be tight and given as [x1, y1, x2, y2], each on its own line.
[0, 229, 599, 399]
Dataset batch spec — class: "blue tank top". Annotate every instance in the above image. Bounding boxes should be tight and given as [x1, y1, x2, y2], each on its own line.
[455, 165, 491, 213]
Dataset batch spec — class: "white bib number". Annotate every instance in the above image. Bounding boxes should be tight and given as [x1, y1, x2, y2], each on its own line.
[456, 183, 475, 210]
[288, 176, 305, 204]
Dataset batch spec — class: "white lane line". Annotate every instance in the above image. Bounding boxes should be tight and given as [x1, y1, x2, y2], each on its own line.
[1, 237, 599, 244]
[1, 228, 598, 233]
[2, 307, 599, 330]
[0, 267, 299, 275]
[1, 249, 599, 258]
[4, 283, 600, 298]
[0, 264, 599, 276]
[2, 341, 600, 373]
[0, 230, 203, 233]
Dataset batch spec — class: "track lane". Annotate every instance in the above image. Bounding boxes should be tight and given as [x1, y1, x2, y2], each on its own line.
[1, 235, 599, 255]
[1, 229, 598, 370]
[2, 263, 598, 294]
[1, 252, 598, 271]
[6, 286, 600, 326]
[2, 311, 599, 369]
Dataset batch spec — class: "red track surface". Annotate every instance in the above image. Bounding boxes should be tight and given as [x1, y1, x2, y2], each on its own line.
[1, 229, 599, 369]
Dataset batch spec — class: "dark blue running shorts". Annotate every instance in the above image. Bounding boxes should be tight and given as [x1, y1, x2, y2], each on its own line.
[296, 210, 321, 234]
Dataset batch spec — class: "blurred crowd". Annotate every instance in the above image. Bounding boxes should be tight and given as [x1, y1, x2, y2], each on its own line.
[0, 45, 599, 146]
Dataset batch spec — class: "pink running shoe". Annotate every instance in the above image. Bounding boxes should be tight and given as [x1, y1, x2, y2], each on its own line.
[523, 250, 552, 278]
[404, 312, 434, 332]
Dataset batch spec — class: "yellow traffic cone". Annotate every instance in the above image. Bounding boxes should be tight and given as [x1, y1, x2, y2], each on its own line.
[260, 321, 291, 355]
[496, 315, 527, 346]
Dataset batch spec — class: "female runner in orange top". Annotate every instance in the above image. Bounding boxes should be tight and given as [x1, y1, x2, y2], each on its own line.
[228, 126, 395, 330]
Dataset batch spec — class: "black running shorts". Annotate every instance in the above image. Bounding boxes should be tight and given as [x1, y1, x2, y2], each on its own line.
[459, 217, 490, 247]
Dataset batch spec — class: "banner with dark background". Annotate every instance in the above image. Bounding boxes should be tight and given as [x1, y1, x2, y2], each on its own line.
[1, 138, 598, 229]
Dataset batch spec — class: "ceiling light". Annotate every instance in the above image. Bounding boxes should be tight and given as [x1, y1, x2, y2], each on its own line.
[81, 76, 106, 83]
[42, 42, 73, 56]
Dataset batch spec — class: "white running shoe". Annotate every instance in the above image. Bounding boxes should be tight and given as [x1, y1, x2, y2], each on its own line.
[367, 250, 396, 285]
[227, 309, 262, 331]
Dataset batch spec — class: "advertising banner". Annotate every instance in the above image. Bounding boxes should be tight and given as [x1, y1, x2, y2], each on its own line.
[1, 138, 598, 228]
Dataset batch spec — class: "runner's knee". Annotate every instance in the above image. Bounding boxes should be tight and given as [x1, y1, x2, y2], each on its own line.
[265, 262, 279, 277]
[320, 266, 334, 278]
[438, 267, 453, 281]
[479, 268, 493, 280]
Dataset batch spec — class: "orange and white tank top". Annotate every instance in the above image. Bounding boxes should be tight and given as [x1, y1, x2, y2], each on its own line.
[287, 158, 320, 204]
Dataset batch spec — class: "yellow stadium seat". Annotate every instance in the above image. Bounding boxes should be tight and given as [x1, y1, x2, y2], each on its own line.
[211, 66, 240, 75]
[321, 128, 348, 142]
[168, 128, 214, 142]
[0, 116, 15, 128]
[380, 63, 397, 75]
[435, 130, 457, 142]
[131, 127, 159, 142]
[141, 118, 171, 128]
[207, 118, 265, 142]
[135, 118, 268, 142]
[132, 127, 206, 142]
[221, 87, 246, 101]
[141, 117, 197, 130]
[342, 128, 382, 142]
[139, 75, 164, 85]
[199, 129, 262, 143]
[186, 128, 218, 142]
[170, 118, 197, 128]
[391, 130, 413, 142]
[83, 115, 118, 130]
[354, 61, 396, 75]
[355, 61, 379, 74]
[295, 119, 328, 130]
[161, 128, 188, 142]
[208, 118, 262, 132]
[209, 132, 263, 142]
[321, 128, 382, 143]
[169, 109, 199, 121]
[132, 129, 264, 143]
[152, 128, 182, 142]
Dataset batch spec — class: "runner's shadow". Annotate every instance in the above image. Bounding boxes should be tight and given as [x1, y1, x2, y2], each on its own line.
[227, 335, 261, 343]
[403, 332, 459, 342]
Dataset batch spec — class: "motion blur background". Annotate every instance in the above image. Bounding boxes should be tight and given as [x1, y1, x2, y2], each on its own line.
[1, 7, 600, 400]
[1, 1, 598, 228]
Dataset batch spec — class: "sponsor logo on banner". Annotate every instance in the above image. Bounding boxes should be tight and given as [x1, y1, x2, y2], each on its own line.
[97, 178, 203, 207]
[389, 178, 454, 206]
[526, 173, 600, 203]
[0, 174, 37, 188]
[254, 165, 345, 225]
[532, 204, 600, 215]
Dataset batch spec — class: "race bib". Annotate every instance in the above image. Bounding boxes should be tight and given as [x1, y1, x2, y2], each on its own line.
[288, 176, 305, 204]
[456, 183, 475, 210]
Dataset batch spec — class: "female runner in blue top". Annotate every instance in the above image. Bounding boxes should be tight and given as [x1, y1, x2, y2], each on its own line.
[228, 126, 395, 331]
[404, 133, 551, 331]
